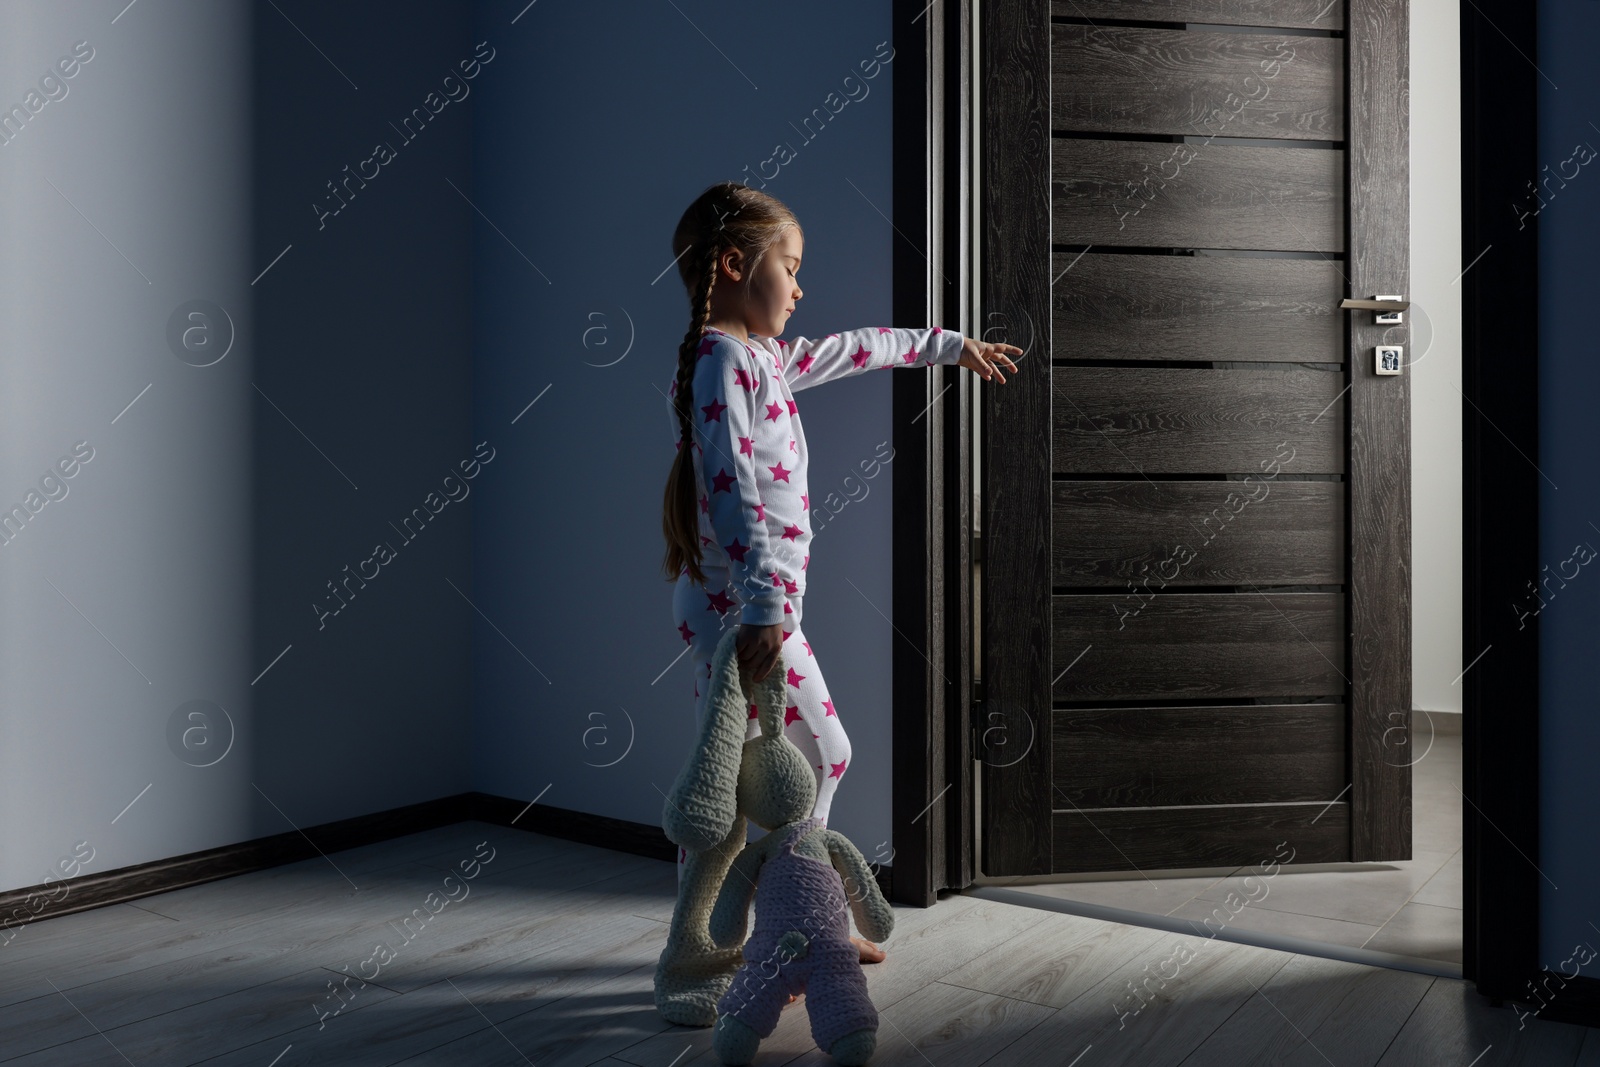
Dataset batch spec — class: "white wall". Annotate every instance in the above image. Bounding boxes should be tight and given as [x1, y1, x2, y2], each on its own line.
[1410, 0, 1464, 714]
[1414, 0, 1465, 716]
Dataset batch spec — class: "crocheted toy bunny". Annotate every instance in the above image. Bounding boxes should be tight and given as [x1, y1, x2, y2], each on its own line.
[653, 624, 786, 1027]
[705, 641, 894, 1066]
[652, 625, 893, 1065]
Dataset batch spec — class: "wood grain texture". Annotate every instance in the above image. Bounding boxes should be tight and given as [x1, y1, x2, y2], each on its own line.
[1053, 366, 1346, 473]
[1054, 0, 1344, 31]
[981, 0, 1054, 876]
[1053, 138, 1344, 250]
[1051, 252, 1346, 362]
[1053, 802, 1349, 871]
[1052, 704, 1347, 806]
[1346, 0, 1413, 862]
[1051, 26, 1342, 140]
[1052, 592, 1346, 700]
[1053, 479, 1345, 585]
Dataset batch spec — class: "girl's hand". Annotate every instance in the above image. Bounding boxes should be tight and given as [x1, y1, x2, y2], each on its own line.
[957, 338, 1022, 383]
[737, 622, 786, 683]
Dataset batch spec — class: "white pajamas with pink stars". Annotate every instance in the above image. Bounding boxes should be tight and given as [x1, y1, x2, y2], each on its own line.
[667, 323, 965, 882]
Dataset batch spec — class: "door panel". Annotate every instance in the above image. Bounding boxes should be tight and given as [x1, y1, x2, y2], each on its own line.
[1053, 804, 1349, 872]
[1053, 367, 1346, 473]
[1053, 480, 1345, 586]
[1053, 593, 1346, 700]
[1054, 704, 1347, 806]
[1057, 0, 1344, 31]
[980, 0, 1410, 878]
[1052, 139, 1344, 250]
[1052, 27, 1343, 141]
[1051, 253, 1346, 362]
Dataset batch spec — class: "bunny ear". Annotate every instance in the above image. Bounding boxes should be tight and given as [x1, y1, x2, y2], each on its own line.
[661, 626, 749, 852]
[751, 648, 787, 740]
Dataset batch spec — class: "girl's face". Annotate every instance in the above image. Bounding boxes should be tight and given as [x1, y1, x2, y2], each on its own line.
[742, 226, 803, 338]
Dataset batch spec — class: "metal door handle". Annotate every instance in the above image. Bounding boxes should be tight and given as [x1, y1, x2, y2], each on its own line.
[1341, 295, 1409, 375]
[1339, 297, 1410, 312]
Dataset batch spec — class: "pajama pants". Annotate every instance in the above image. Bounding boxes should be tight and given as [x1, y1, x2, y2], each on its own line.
[672, 563, 852, 886]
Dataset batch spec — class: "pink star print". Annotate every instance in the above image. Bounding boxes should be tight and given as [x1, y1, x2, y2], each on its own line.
[764, 402, 784, 422]
[786, 400, 798, 416]
[724, 537, 749, 562]
[697, 336, 717, 357]
[733, 368, 753, 391]
[823, 699, 836, 716]
[706, 590, 736, 614]
[711, 468, 736, 493]
[804, 641, 813, 656]
[770, 462, 792, 482]
[876, 327, 893, 334]
[698, 493, 709, 515]
[781, 524, 803, 541]
[748, 703, 759, 720]
[802, 493, 809, 509]
[850, 345, 871, 369]
[829, 759, 848, 779]
[786, 666, 806, 688]
[784, 705, 802, 726]
[795, 353, 816, 374]
[753, 501, 766, 520]
[738, 435, 754, 456]
[701, 397, 727, 423]
[901, 344, 921, 364]
[678, 621, 695, 644]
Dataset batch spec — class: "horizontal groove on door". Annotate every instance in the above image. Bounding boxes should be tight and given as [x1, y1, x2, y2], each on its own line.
[1052, 0, 1343, 32]
[1052, 253, 1345, 362]
[1052, 592, 1346, 700]
[1052, 803, 1348, 871]
[1052, 704, 1346, 806]
[1053, 366, 1346, 474]
[1053, 480, 1344, 585]
[1051, 26, 1343, 140]
[1052, 139, 1344, 251]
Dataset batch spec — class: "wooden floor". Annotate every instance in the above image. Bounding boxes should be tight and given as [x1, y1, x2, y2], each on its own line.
[0, 819, 1594, 1066]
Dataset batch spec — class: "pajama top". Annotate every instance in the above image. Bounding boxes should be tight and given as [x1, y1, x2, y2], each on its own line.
[667, 323, 966, 625]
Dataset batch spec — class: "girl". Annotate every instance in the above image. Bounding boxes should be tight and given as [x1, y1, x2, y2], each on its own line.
[660, 181, 1018, 964]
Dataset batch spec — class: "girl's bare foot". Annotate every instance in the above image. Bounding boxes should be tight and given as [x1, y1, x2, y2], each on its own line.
[851, 936, 886, 963]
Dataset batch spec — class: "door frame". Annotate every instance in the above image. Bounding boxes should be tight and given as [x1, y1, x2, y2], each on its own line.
[887, 0, 1595, 1021]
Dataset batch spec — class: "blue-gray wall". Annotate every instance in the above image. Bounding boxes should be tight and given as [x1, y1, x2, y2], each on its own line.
[469, 0, 905, 861]
[1537, 0, 1600, 972]
[0, 0, 474, 892]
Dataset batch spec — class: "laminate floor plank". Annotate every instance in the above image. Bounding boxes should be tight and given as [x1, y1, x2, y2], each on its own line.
[1178, 951, 1435, 1065]
[1376, 975, 1591, 1066]
[974, 931, 1296, 1066]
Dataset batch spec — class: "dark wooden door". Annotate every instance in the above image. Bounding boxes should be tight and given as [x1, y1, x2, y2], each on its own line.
[979, 0, 1411, 875]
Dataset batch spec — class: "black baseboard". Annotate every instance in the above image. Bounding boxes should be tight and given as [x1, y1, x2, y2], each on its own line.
[0, 791, 893, 937]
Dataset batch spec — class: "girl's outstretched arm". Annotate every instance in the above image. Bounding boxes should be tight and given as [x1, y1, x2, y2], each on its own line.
[687, 332, 789, 625]
[755, 325, 966, 393]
